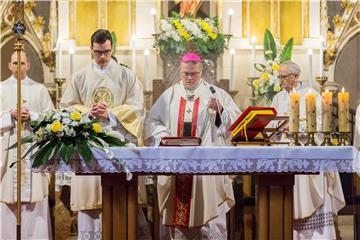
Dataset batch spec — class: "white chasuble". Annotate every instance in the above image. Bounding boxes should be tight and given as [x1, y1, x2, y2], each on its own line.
[60, 59, 144, 211]
[144, 80, 241, 228]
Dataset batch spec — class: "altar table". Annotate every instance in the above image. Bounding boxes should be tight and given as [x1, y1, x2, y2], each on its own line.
[47, 146, 360, 240]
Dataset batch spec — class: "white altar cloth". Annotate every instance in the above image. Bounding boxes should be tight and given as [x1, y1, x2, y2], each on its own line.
[38, 146, 360, 174]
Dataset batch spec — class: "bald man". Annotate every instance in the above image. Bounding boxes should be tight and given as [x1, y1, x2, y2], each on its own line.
[0, 51, 54, 239]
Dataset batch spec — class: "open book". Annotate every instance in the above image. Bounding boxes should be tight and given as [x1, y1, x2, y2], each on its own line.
[160, 137, 202, 146]
[229, 106, 278, 142]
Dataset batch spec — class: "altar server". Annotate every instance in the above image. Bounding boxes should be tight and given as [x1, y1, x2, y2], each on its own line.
[0, 51, 54, 239]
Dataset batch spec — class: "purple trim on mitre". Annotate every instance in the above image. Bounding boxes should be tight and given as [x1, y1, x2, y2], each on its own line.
[181, 52, 202, 62]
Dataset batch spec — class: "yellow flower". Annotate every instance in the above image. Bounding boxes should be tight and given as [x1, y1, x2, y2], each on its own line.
[252, 79, 260, 89]
[274, 85, 282, 92]
[51, 121, 62, 133]
[261, 72, 270, 80]
[272, 63, 279, 71]
[92, 123, 103, 133]
[70, 111, 81, 121]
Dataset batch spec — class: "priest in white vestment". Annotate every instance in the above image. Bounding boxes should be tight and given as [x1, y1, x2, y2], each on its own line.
[60, 29, 146, 239]
[144, 53, 241, 240]
[0, 51, 54, 239]
[271, 61, 345, 239]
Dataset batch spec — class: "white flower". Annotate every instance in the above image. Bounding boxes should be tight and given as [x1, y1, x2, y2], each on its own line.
[80, 115, 91, 124]
[160, 19, 173, 32]
[62, 117, 71, 124]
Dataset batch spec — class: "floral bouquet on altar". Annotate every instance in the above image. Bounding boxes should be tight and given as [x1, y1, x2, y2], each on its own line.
[9, 109, 128, 168]
[250, 29, 294, 104]
[154, 12, 227, 57]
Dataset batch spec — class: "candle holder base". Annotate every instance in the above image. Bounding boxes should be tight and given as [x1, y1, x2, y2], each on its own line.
[289, 132, 301, 146]
[305, 132, 317, 146]
[337, 131, 350, 146]
[321, 132, 333, 146]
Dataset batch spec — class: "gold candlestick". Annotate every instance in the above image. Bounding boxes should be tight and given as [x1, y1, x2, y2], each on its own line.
[247, 77, 258, 106]
[289, 132, 301, 146]
[143, 90, 153, 110]
[316, 76, 328, 93]
[337, 131, 350, 146]
[55, 78, 66, 109]
[305, 132, 317, 146]
[321, 132, 333, 146]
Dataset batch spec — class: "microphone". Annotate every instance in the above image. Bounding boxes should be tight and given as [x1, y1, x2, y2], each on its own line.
[209, 86, 216, 94]
[208, 86, 225, 144]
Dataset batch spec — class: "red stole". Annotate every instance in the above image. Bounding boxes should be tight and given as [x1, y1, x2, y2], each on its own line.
[172, 96, 200, 227]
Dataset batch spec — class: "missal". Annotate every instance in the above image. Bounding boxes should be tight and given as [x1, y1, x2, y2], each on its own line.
[229, 106, 277, 142]
[160, 137, 202, 146]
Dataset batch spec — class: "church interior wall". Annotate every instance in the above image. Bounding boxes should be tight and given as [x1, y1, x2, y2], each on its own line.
[0, 0, 335, 110]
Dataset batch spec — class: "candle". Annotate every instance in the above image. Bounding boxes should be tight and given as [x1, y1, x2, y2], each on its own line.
[227, 8, 234, 34]
[251, 36, 256, 77]
[338, 88, 350, 132]
[305, 90, 317, 132]
[289, 89, 300, 133]
[321, 90, 332, 132]
[58, 40, 62, 78]
[307, 48, 313, 87]
[131, 34, 136, 71]
[150, 8, 157, 34]
[230, 48, 235, 90]
[319, 36, 324, 77]
[144, 49, 150, 91]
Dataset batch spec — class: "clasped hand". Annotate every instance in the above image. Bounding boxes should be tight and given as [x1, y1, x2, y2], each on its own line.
[89, 102, 109, 120]
[207, 96, 223, 113]
[10, 106, 30, 122]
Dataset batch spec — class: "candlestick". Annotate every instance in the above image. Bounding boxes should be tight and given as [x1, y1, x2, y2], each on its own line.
[227, 8, 234, 34]
[230, 48, 235, 90]
[305, 132, 317, 146]
[144, 49, 150, 91]
[289, 132, 301, 146]
[131, 34, 136, 71]
[307, 48, 313, 87]
[321, 90, 332, 132]
[319, 36, 324, 77]
[305, 90, 317, 132]
[338, 87, 349, 132]
[251, 36, 256, 77]
[289, 89, 300, 133]
[150, 8, 157, 34]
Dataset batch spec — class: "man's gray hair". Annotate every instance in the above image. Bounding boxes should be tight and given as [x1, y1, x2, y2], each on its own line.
[281, 60, 301, 76]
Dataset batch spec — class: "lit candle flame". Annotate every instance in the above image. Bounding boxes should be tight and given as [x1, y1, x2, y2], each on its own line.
[342, 87, 345, 93]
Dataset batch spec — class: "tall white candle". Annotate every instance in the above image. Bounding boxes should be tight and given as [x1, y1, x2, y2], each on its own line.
[150, 8, 157, 34]
[144, 49, 150, 91]
[58, 40, 62, 78]
[319, 36, 324, 77]
[307, 48, 313, 87]
[251, 36, 257, 77]
[230, 48, 235, 90]
[131, 35, 136, 71]
[227, 8, 234, 34]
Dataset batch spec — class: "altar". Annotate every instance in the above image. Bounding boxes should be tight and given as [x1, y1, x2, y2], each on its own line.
[45, 146, 360, 240]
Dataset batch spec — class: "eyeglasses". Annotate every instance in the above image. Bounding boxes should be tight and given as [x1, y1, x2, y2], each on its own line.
[93, 49, 112, 57]
[277, 73, 295, 80]
[180, 71, 201, 77]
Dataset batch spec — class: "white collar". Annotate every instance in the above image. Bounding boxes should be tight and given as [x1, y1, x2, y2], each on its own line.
[92, 60, 111, 75]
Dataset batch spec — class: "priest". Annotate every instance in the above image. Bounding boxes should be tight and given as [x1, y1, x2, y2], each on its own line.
[144, 52, 241, 239]
[0, 50, 54, 239]
[272, 61, 345, 239]
[60, 29, 145, 238]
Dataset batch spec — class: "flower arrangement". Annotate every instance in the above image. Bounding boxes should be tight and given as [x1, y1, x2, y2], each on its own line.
[155, 12, 226, 57]
[250, 29, 294, 104]
[10, 109, 127, 168]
